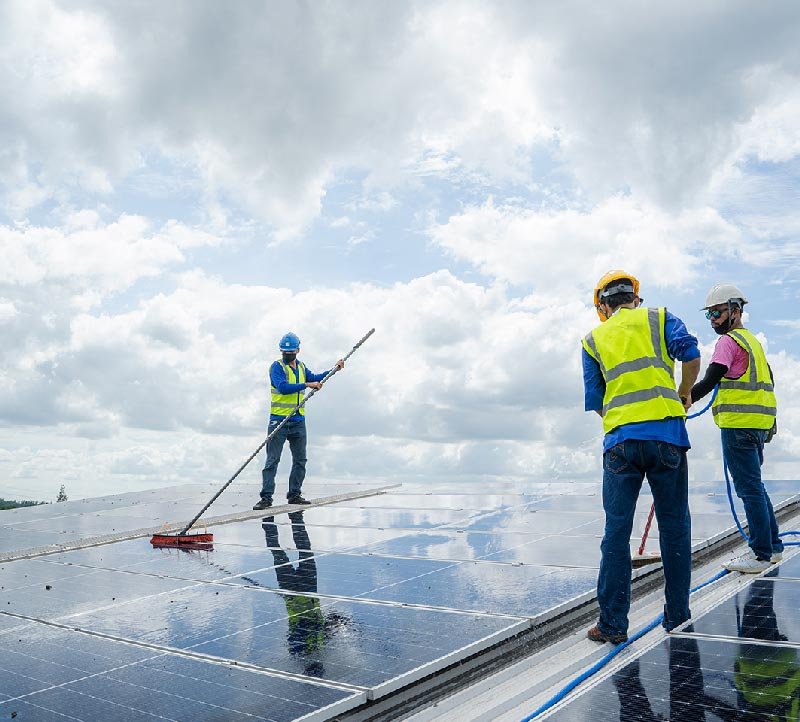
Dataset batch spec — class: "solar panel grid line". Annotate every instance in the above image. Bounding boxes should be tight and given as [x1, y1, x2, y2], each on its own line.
[0, 648, 166, 705]
[0, 699, 85, 721]
[0, 631, 160, 676]
[35, 551, 340, 590]
[1, 609, 370, 697]
[222, 583, 535, 620]
[365, 619, 530, 701]
[64, 671, 314, 722]
[26, 685, 188, 722]
[670, 630, 800, 650]
[130, 658, 355, 707]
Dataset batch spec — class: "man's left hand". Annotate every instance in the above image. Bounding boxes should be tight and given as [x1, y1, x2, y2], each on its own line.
[335, 359, 345, 370]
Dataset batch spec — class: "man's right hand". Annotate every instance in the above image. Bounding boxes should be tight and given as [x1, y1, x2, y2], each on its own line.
[305, 382, 322, 391]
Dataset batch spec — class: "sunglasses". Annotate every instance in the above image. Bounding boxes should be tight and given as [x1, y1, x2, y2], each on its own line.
[705, 308, 727, 320]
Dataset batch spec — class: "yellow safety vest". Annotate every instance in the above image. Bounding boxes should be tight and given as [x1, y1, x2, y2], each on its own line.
[271, 361, 307, 418]
[582, 307, 685, 434]
[713, 329, 777, 430]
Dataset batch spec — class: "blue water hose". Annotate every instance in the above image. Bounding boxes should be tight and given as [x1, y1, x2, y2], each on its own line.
[724, 455, 800, 547]
[521, 384, 799, 720]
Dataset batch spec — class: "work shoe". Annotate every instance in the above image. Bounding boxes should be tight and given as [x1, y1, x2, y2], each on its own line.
[287, 495, 311, 505]
[723, 550, 772, 573]
[252, 497, 273, 510]
[587, 625, 628, 644]
[771, 551, 783, 563]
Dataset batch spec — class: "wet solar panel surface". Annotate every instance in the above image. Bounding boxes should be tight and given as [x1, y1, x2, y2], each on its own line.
[0, 625, 360, 721]
[544, 634, 800, 721]
[2, 479, 797, 720]
[677, 576, 800, 644]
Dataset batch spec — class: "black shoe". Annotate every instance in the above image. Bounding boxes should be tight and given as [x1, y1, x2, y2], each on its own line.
[287, 495, 311, 505]
[587, 625, 628, 644]
[252, 497, 273, 510]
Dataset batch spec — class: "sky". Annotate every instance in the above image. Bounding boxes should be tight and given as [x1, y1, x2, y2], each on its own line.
[2, 0, 800, 502]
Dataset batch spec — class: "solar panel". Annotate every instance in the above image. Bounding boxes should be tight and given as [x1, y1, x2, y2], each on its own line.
[3, 479, 798, 720]
[543, 635, 800, 721]
[676, 577, 800, 645]
[0, 625, 361, 721]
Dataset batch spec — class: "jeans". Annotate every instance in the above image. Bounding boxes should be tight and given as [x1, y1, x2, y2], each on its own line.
[260, 419, 307, 500]
[721, 428, 782, 561]
[598, 439, 691, 634]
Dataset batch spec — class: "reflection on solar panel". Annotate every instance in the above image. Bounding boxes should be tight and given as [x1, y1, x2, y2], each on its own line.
[544, 633, 800, 721]
[2, 479, 798, 720]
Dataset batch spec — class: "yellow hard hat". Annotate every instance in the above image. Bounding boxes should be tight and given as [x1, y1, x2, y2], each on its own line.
[593, 270, 640, 322]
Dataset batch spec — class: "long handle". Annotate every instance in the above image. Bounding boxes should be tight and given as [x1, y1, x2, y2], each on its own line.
[179, 328, 376, 535]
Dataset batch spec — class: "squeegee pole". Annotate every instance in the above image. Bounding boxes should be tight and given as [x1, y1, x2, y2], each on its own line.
[178, 328, 375, 535]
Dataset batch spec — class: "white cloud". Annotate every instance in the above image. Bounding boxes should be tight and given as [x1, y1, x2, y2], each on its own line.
[1, 2, 800, 503]
[429, 195, 741, 292]
[0, 215, 220, 292]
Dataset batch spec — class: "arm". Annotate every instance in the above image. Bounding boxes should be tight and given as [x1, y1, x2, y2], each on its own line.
[305, 359, 345, 384]
[664, 311, 701, 408]
[582, 348, 605, 416]
[677, 358, 701, 407]
[690, 362, 727, 402]
[270, 362, 306, 394]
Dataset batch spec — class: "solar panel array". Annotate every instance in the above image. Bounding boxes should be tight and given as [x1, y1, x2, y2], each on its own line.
[544, 542, 800, 720]
[2, 478, 797, 720]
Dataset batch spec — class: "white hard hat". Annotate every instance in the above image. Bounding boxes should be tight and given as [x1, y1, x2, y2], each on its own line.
[702, 283, 748, 310]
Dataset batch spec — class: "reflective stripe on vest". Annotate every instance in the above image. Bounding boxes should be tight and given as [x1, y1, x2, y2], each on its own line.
[271, 361, 306, 417]
[582, 307, 685, 434]
[712, 328, 777, 429]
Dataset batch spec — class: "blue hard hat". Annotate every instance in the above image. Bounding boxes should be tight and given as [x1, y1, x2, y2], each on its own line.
[279, 332, 301, 351]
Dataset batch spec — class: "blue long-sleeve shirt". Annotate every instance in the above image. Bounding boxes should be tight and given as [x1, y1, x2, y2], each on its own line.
[269, 360, 332, 422]
[583, 309, 700, 451]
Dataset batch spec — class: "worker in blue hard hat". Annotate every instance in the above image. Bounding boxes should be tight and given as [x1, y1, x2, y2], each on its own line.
[253, 332, 344, 510]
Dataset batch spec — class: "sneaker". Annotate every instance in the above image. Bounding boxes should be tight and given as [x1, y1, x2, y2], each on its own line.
[252, 498, 273, 510]
[287, 495, 311, 505]
[771, 551, 783, 563]
[723, 551, 772, 573]
[587, 625, 628, 644]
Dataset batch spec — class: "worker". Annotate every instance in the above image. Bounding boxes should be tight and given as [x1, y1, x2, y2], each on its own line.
[690, 284, 781, 573]
[582, 270, 701, 643]
[253, 332, 344, 510]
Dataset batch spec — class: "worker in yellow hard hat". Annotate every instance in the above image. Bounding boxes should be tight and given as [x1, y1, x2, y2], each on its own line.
[690, 283, 781, 574]
[582, 270, 701, 644]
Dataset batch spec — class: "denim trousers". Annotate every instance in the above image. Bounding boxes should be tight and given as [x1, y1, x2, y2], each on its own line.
[598, 439, 691, 634]
[721, 427, 782, 561]
[260, 419, 307, 500]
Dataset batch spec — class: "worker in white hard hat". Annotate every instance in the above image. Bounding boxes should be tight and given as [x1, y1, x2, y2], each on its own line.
[582, 270, 701, 644]
[690, 283, 781, 574]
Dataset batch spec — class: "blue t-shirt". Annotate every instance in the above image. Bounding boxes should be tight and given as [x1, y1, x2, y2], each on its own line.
[583, 308, 700, 451]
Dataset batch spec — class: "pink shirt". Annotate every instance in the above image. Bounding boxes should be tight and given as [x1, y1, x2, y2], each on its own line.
[711, 334, 749, 379]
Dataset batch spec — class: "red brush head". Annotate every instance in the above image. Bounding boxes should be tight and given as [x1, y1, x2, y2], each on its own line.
[150, 532, 214, 550]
